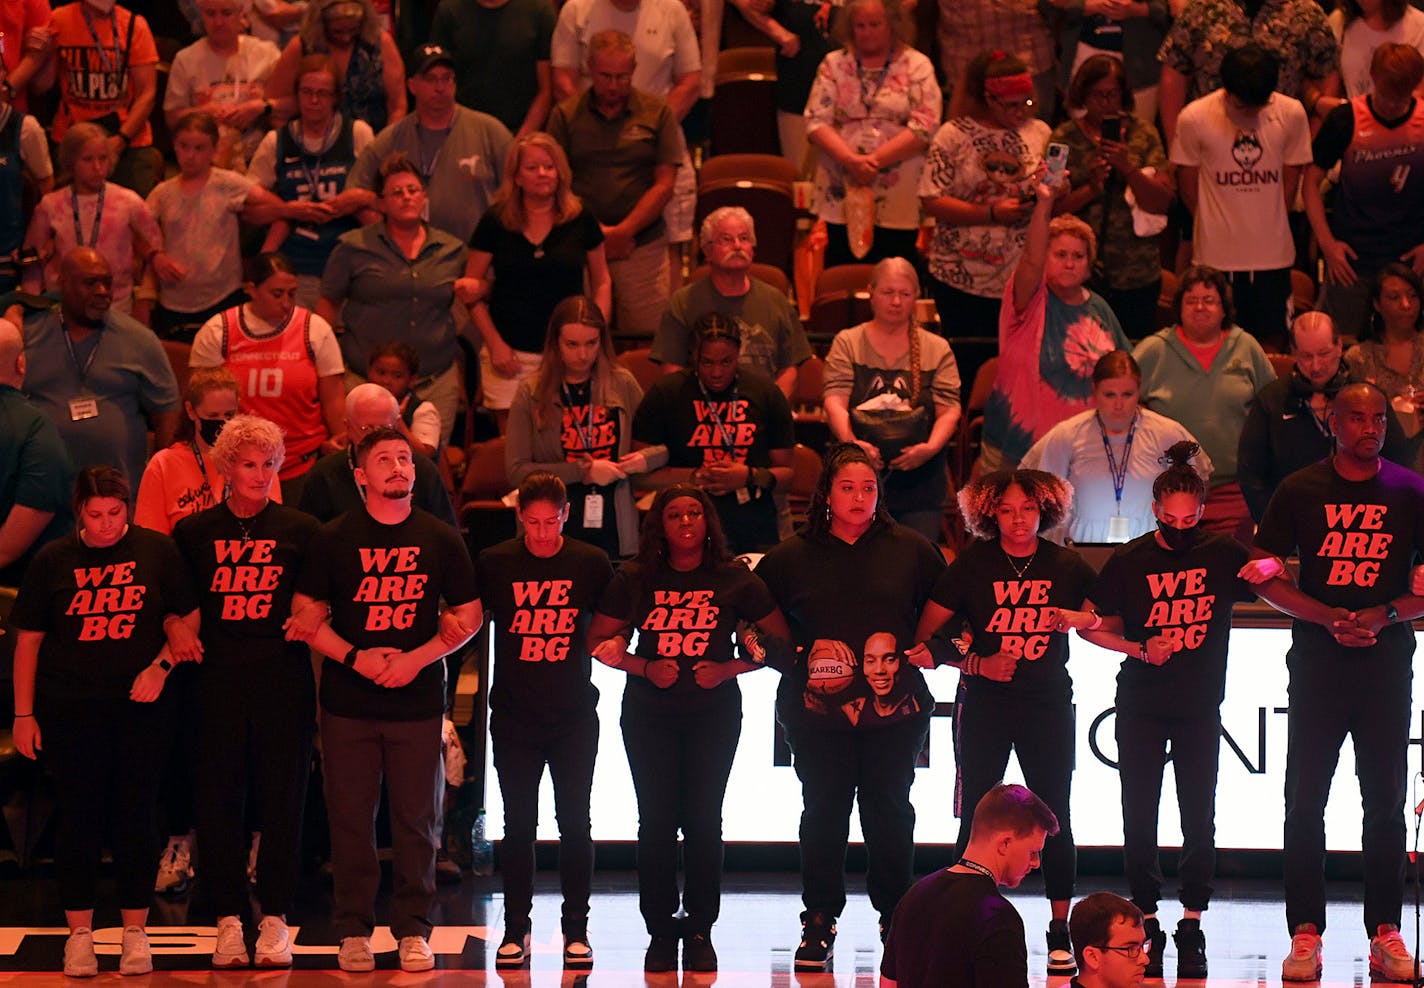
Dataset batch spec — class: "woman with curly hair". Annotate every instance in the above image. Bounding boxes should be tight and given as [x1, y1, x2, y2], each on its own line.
[915, 467, 1095, 977]
[757, 442, 948, 970]
[588, 485, 790, 973]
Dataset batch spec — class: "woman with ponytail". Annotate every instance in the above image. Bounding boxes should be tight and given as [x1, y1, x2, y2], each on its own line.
[1054, 440, 1258, 980]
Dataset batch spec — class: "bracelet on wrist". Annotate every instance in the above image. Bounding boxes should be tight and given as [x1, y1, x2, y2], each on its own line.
[343, 645, 359, 667]
[14, 713, 34, 718]
[1087, 610, 1103, 631]
[1137, 641, 1148, 661]
[157, 657, 173, 672]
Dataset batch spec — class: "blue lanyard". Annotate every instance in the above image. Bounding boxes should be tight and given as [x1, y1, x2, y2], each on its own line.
[697, 377, 739, 453]
[1096, 411, 1139, 509]
[72, 185, 105, 248]
[855, 51, 893, 113]
[61, 318, 101, 388]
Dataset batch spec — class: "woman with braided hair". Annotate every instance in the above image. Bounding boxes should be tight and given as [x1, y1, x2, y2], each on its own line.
[915, 467, 1095, 976]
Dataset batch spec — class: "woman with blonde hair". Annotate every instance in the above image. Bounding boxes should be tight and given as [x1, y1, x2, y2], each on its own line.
[467, 132, 612, 422]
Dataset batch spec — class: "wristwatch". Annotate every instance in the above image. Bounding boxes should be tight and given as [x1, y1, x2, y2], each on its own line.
[1386, 603, 1400, 625]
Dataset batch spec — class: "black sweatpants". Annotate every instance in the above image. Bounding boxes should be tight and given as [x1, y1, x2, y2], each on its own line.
[1284, 646, 1411, 935]
[195, 656, 315, 918]
[620, 688, 741, 938]
[1227, 267, 1292, 350]
[491, 707, 598, 935]
[787, 715, 928, 922]
[954, 686, 1076, 902]
[1116, 709, 1221, 914]
[39, 691, 172, 911]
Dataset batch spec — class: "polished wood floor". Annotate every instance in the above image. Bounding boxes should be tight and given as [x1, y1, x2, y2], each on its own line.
[1, 868, 1421, 985]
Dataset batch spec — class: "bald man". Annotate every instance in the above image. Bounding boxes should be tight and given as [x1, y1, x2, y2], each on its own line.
[296, 383, 456, 526]
[21, 248, 180, 487]
[0, 317, 74, 585]
[1237, 312, 1411, 523]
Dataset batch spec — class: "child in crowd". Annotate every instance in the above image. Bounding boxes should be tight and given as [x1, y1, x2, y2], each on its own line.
[366, 340, 441, 457]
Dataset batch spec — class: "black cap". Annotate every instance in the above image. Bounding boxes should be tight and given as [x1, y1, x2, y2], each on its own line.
[413, 44, 456, 76]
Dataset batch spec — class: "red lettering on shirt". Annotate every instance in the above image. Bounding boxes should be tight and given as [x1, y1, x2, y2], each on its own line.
[1318, 503, 1392, 586]
[643, 589, 719, 657]
[1142, 567, 1213, 651]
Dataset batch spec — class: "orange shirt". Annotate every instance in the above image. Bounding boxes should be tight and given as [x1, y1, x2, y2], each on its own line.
[134, 441, 283, 535]
[50, 3, 158, 145]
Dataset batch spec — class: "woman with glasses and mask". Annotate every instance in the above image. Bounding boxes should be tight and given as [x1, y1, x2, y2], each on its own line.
[632, 313, 796, 555]
[1054, 442, 1258, 980]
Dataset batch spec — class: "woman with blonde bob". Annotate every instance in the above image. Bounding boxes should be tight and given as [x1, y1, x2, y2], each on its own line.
[172, 414, 322, 970]
[467, 132, 613, 420]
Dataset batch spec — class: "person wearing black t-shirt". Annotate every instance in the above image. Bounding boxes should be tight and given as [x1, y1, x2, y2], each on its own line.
[881, 783, 1059, 988]
[756, 442, 948, 971]
[917, 468, 1095, 977]
[291, 428, 481, 974]
[632, 313, 795, 555]
[1246, 383, 1424, 983]
[172, 415, 320, 970]
[1056, 442, 1255, 980]
[475, 472, 614, 969]
[589, 484, 790, 974]
[10, 467, 200, 979]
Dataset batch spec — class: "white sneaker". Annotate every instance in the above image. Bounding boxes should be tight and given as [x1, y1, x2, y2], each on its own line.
[212, 916, 248, 968]
[119, 926, 152, 976]
[63, 927, 98, 978]
[254, 916, 292, 967]
[154, 835, 194, 894]
[338, 936, 375, 972]
[399, 936, 435, 972]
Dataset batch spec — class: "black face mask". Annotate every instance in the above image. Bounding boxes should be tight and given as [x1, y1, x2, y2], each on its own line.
[1157, 519, 1200, 551]
[197, 417, 226, 447]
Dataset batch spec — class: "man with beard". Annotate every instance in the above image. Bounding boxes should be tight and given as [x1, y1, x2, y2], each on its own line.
[292, 426, 481, 972]
[1238, 312, 1411, 522]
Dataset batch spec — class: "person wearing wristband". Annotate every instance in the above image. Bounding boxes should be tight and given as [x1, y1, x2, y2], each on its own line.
[1053, 441, 1257, 979]
[589, 484, 790, 973]
[9, 466, 200, 978]
[915, 467, 1095, 977]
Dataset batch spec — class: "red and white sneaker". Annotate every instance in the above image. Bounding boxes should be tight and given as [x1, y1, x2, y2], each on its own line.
[1371, 924, 1419, 983]
[1282, 923, 1322, 982]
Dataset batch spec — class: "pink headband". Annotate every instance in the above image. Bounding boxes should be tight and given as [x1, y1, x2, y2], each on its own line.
[985, 73, 1034, 100]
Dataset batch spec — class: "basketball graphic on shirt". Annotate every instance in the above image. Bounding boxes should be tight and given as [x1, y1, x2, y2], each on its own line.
[805, 638, 857, 695]
[1232, 130, 1263, 171]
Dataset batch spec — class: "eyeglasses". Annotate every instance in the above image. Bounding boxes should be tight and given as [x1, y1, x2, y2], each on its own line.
[1100, 941, 1151, 960]
[298, 87, 337, 98]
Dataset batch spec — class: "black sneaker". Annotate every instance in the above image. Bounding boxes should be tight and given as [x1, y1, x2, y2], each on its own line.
[644, 935, 677, 973]
[795, 911, 836, 970]
[1174, 918, 1207, 979]
[1144, 917, 1166, 979]
[563, 931, 593, 969]
[1047, 918, 1076, 976]
[495, 931, 529, 969]
[683, 932, 717, 972]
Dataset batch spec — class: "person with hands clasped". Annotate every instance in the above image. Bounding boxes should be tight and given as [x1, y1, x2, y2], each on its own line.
[915, 468, 1095, 976]
[9, 466, 200, 978]
[588, 484, 790, 974]
[290, 426, 481, 974]
[1245, 382, 1424, 983]
[1053, 441, 1256, 980]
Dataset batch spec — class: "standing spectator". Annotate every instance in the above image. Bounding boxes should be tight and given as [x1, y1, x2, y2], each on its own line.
[1329, 0, 1424, 101]
[22, 122, 168, 315]
[163, 0, 282, 171]
[264, 0, 405, 135]
[47, 0, 162, 195]
[727, 0, 836, 167]
[1305, 45, 1424, 340]
[429, 0, 555, 137]
[920, 51, 1049, 340]
[0, 317, 72, 587]
[193, 253, 346, 502]
[1046, 0, 1169, 126]
[344, 44, 512, 243]
[803, 0, 940, 267]
[1171, 43, 1311, 349]
[1051, 55, 1174, 339]
[9, 467, 198, 978]
[466, 132, 611, 424]
[548, 31, 680, 339]
[981, 179, 1129, 473]
[0, 0, 53, 115]
[936, 0, 1055, 117]
[1345, 263, 1424, 471]
[248, 0, 307, 48]
[250, 54, 374, 310]
[174, 416, 319, 970]
[1133, 265, 1276, 544]
[0, 65, 54, 296]
[21, 248, 180, 487]
[366, 341, 441, 458]
[506, 296, 650, 558]
[321, 154, 469, 438]
[291, 426, 480, 973]
[589, 485, 789, 973]
[476, 473, 615, 968]
[652, 206, 812, 397]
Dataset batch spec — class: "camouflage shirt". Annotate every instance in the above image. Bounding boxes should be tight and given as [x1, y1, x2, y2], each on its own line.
[1157, 0, 1338, 100]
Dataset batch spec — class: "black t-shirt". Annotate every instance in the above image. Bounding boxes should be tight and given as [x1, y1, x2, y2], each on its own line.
[757, 520, 943, 734]
[1091, 530, 1255, 717]
[596, 559, 777, 712]
[932, 539, 1096, 703]
[1256, 458, 1424, 659]
[296, 508, 479, 721]
[772, 0, 835, 113]
[632, 368, 796, 553]
[475, 535, 614, 721]
[468, 209, 605, 353]
[11, 526, 198, 701]
[173, 502, 320, 669]
[881, 869, 1028, 988]
[561, 379, 623, 554]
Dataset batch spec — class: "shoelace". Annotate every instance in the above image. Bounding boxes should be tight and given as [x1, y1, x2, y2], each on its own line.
[1377, 933, 1410, 957]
